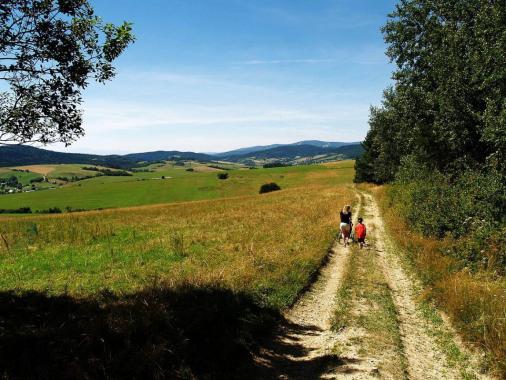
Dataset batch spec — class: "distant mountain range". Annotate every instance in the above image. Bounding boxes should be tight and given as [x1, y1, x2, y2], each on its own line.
[0, 140, 363, 168]
[215, 140, 360, 157]
[218, 143, 362, 161]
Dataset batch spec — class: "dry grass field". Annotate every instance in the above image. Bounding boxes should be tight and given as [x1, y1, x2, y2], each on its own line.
[0, 184, 354, 305]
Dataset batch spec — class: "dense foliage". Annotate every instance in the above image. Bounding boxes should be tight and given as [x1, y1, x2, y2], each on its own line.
[0, 207, 31, 214]
[356, 0, 506, 182]
[388, 158, 506, 271]
[0, 145, 140, 168]
[259, 183, 281, 194]
[82, 167, 132, 176]
[356, 0, 506, 249]
[0, 0, 134, 145]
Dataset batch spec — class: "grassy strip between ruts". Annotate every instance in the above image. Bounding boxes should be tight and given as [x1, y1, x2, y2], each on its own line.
[363, 184, 506, 378]
[0, 183, 354, 379]
[331, 241, 408, 379]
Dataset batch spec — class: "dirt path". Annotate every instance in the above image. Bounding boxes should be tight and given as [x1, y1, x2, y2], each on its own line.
[251, 194, 363, 379]
[361, 192, 461, 379]
[250, 189, 490, 380]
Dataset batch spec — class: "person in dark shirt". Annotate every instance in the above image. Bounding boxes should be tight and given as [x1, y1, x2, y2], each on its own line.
[339, 205, 352, 247]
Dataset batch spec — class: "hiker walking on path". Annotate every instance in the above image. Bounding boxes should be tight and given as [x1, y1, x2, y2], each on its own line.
[355, 217, 367, 249]
[340, 205, 352, 247]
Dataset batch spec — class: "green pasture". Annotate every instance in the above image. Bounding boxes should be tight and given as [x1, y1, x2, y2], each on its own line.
[48, 164, 102, 179]
[0, 161, 354, 211]
[0, 170, 42, 185]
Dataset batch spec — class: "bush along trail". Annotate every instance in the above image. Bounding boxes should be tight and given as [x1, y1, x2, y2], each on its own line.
[249, 189, 491, 379]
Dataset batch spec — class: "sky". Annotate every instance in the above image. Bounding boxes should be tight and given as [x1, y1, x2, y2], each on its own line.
[57, 0, 398, 154]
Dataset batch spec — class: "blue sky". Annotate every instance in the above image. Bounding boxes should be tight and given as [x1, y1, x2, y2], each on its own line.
[59, 0, 397, 154]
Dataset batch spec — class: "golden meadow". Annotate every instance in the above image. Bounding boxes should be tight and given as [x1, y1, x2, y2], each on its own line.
[0, 162, 354, 309]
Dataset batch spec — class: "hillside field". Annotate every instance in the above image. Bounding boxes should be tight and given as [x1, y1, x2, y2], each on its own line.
[0, 161, 354, 298]
[0, 161, 354, 211]
[0, 161, 355, 378]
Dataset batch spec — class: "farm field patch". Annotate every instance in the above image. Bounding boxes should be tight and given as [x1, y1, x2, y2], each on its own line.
[0, 161, 354, 211]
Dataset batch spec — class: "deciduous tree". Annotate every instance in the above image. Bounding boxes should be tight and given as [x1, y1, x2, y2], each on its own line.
[0, 0, 134, 145]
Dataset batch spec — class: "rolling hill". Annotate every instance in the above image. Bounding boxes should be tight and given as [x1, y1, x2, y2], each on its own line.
[0, 141, 363, 168]
[123, 150, 214, 162]
[220, 143, 364, 164]
[216, 140, 360, 157]
[0, 145, 133, 168]
[0, 145, 215, 168]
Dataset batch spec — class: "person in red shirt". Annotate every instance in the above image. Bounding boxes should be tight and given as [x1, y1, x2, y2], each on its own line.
[354, 218, 367, 249]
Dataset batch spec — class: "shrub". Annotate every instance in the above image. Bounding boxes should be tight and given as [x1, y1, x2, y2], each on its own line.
[263, 162, 289, 168]
[387, 159, 506, 273]
[217, 173, 228, 180]
[391, 158, 505, 241]
[82, 167, 132, 176]
[65, 207, 89, 213]
[30, 177, 44, 183]
[4, 175, 19, 187]
[259, 183, 281, 194]
[186, 168, 194, 172]
[82, 166, 100, 171]
[37, 207, 62, 214]
[99, 169, 132, 177]
[0, 207, 32, 214]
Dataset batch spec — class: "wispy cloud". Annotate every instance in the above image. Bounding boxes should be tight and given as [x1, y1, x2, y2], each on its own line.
[237, 58, 339, 65]
[63, 101, 369, 154]
[234, 46, 388, 66]
[81, 100, 368, 132]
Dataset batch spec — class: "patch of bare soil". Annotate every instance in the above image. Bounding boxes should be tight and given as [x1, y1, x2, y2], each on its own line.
[251, 241, 359, 379]
[13, 165, 56, 175]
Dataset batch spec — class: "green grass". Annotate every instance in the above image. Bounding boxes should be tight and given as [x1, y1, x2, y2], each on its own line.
[0, 170, 42, 186]
[0, 161, 354, 211]
[0, 183, 355, 301]
[47, 164, 102, 179]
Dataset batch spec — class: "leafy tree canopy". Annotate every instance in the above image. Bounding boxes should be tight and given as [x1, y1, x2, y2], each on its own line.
[0, 0, 134, 145]
[356, 0, 506, 183]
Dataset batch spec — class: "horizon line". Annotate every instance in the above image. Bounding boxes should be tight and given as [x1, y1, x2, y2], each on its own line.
[4, 139, 364, 156]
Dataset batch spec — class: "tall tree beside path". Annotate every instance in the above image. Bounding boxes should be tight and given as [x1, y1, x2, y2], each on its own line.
[355, 0, 506, 183]
[0, 0, 134, 145]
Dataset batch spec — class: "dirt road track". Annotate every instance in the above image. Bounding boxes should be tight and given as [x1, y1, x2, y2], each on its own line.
[249, 190, 489, 380]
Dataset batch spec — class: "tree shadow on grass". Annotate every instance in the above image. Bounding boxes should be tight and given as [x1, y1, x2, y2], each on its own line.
[0, 286, 279, 379]
[0, 286, 356, 379]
